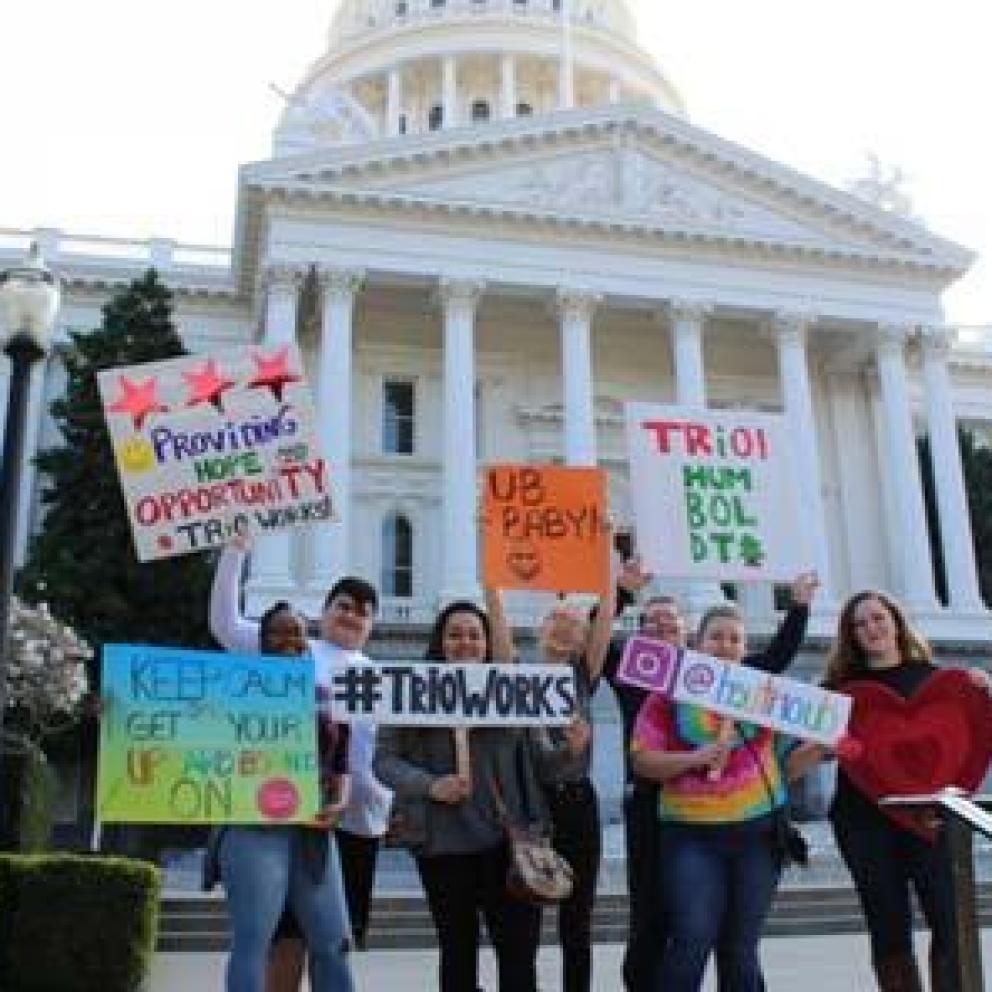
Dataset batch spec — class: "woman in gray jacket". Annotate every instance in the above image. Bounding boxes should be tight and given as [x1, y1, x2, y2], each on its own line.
[376, 597, 584, 992]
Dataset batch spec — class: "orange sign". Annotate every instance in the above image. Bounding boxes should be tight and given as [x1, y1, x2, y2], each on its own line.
[482, 464, 610, 593]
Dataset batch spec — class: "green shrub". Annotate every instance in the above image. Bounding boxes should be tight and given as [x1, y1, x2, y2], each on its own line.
[0, 854, 160, 992]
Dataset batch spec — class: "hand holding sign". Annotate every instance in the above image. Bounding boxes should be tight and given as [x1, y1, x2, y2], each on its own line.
[430, 775, 472, 805]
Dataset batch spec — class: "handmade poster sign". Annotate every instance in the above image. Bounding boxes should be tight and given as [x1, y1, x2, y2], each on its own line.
[624, 404, 807, 581]
[481, 464, 610, 593]
[617, 635, 851, 746]
[839, 669, 992, 839]
[98, 344, 331, 561]
[97, 644, 320, 825]
[328, 660, 577, 726]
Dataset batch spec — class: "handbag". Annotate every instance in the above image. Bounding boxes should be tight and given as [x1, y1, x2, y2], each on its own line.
[489, 740, 574, 905]
[741, 733, 810, 868]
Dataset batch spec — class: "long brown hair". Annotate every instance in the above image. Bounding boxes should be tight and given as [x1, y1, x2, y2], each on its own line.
[824, 590, 931, 687]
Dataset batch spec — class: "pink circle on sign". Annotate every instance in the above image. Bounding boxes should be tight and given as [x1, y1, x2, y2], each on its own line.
[257, 778, 300, 820]
[683, 663, 716, 694]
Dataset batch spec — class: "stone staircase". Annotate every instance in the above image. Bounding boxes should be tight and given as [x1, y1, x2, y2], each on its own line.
[157, 883, 992, 953]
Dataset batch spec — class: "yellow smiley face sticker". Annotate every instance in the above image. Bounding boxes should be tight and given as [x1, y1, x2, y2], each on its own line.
[116, 435, 156, 474]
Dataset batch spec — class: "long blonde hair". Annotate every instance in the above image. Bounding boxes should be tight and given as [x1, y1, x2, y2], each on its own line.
[824, 590, 931, 687]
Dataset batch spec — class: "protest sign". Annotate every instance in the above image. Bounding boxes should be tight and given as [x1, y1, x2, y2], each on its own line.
[617, 635, 850, 745]
[98, 344, 331, 561]
[97, 645, 320, 824]
[481, 464, 610, 592]
[624, 403, 807, 581]
[328, 660, 577, 726]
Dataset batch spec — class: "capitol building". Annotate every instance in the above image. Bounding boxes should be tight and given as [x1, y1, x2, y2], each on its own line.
[3, 0, 991, 643]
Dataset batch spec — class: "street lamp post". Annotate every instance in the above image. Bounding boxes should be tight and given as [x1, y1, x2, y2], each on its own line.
[0, 243, 60, 805]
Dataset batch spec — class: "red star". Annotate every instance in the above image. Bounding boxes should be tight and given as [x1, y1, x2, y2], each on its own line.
[246, 346, 301, 403]
[183, 359, 236, 412]
[107, 376, 168, 429]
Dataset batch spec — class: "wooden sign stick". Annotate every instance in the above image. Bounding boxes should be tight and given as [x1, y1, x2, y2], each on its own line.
[454, 726, 472, 788]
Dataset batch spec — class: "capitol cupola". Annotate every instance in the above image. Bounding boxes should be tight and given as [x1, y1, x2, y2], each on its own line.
[274, 0, 686, 155]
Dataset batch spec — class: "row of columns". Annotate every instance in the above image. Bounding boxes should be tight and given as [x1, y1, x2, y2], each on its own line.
[383, 52, 618, 135]
[249, 267, 984, 618]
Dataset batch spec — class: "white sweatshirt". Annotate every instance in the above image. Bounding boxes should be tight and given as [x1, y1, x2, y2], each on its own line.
[209, 545, 392, 838]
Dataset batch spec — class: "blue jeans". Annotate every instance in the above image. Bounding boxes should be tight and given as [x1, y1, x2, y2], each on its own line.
[220, 826, 354, 992]
[656, 820, 781, 992]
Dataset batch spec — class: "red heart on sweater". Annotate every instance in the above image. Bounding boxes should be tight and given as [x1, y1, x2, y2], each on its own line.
[839, 669, 992, 840]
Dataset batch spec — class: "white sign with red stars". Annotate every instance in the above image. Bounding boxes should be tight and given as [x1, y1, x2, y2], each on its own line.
[98, 344, 333, 561]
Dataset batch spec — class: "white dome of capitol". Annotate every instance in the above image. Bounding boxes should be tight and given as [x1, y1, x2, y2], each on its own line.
[274, 0, 685, 154]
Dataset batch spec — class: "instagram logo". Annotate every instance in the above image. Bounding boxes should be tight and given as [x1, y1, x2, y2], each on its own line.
[617, 636, 680, 694]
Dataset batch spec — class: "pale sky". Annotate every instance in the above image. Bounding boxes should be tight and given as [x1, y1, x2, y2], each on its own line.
[2, 1, 989, 324]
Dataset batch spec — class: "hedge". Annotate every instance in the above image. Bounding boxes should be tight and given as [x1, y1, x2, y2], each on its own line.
[0, 854, 160, 992]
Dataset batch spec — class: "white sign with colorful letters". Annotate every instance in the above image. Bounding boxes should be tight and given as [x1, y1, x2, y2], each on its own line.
[98, 344, 331, 561]
[625, 402, 809, 581]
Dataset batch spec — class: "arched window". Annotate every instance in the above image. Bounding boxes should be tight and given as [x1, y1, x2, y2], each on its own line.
[428, 104, 444, 131]
[516, 101, 533, 117]
[471, 100, 491, 122]
[382, 514, 413, 598]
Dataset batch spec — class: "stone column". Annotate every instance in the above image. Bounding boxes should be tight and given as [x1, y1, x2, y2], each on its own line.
[310, 268, 364, 591]
[873, 323, 938, 611]
[667, 300, 724, 610]
[920, 328, 985, 611]
[499, 54, 517, 119]
[442, 56, 458, 129]
[771, 312, 834, 602]
[386, 67, 402, 136]
[559, 3, 575, 110]
[557, 289, 600, 466]
[608, 77, 622, 104]
[249, 266, 301, 591]
[670, 299, 710, 406]
[440, 278, 484, 601]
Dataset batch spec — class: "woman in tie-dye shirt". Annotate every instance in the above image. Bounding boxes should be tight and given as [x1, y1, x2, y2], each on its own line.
[631, 604, 796, 992]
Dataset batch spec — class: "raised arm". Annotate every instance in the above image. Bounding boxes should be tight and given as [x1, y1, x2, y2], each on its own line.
[744, 571, 817, 675]
[484, 587, 515, 663]
[209, 541, 261, 655]
[583, 568, 618, 684]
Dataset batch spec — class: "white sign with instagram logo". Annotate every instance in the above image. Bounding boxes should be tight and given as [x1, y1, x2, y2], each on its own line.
[617, 635, 851, 745]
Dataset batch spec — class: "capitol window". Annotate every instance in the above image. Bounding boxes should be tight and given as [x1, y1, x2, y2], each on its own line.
[395, 0, 408, 14]
[471, 100, 491, 122]
[381, 513, 414, 599]
[516, 101, 533, 117]
[382, 379, 416, 455]
[428, 104, 444, 130]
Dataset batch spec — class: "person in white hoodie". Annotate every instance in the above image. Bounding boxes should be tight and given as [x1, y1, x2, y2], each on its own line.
[209, 538, 391, 983]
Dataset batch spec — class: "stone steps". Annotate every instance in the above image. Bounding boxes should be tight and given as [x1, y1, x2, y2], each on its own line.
[156, 885, 992, 953]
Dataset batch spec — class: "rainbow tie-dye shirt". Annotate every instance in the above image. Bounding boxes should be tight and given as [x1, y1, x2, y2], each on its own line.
[631, 695, 789, 824]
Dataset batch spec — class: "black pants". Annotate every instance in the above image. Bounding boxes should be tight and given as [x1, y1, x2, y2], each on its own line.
[335, 829, 379, 949]
[417, 843, 542, 992]
[548, 778, 602, 992]
[622, 782, 661, 992]
[832, 808, 956, 977]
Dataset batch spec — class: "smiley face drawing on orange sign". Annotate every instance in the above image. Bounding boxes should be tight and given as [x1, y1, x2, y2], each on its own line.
[505, 539, 543, 583]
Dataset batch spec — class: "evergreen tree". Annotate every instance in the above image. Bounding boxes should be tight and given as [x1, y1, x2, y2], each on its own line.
[17, 269, 216, 686]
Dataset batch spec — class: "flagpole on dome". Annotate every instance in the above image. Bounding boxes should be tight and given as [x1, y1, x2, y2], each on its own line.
[559, 0, 575, 110]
